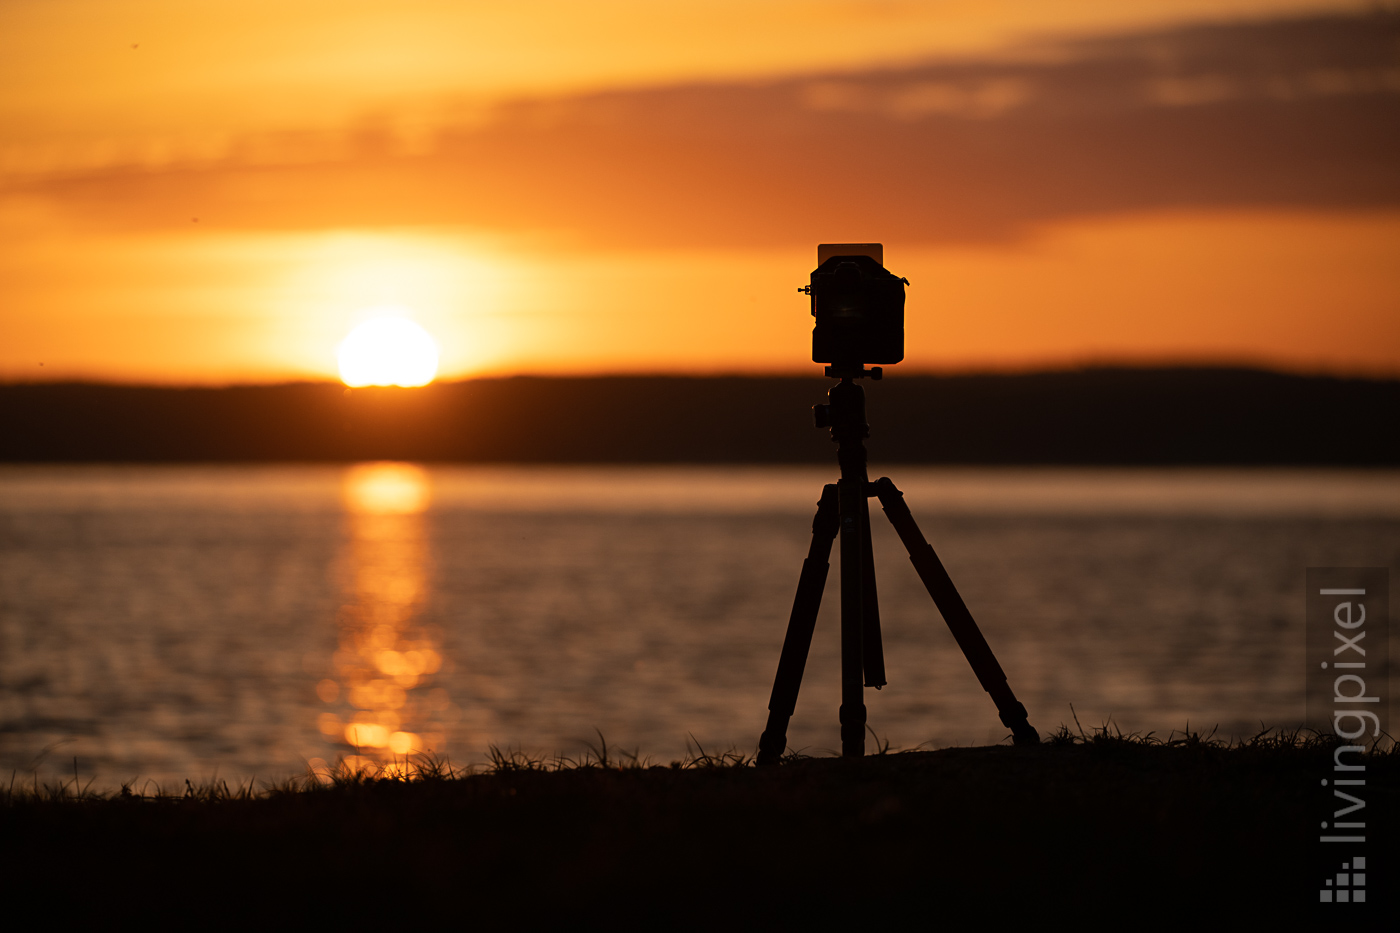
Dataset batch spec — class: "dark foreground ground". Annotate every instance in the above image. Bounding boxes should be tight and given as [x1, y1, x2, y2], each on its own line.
[3, 731, 1394, 926]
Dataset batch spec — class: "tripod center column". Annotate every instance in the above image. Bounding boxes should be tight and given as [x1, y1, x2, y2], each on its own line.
[830, 379, 869, 757]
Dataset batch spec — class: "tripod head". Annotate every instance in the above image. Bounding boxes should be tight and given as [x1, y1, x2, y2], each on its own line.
[813, 375, 871, 464]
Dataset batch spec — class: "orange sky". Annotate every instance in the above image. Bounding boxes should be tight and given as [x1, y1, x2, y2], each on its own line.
[1, 0, 1396, 383]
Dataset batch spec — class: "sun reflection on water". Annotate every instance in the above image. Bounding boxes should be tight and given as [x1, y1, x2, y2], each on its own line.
[317, 462, 446, 777]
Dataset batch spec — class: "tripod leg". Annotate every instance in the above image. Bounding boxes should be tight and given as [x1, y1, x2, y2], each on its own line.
[860, 495, 886, 689]
[758, 485, 840, 766]
[873, 477, 1040, 745]
[838, 475, 867, 757]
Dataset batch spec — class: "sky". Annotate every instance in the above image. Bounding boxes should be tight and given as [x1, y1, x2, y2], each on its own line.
[1, 0, 1397, 383]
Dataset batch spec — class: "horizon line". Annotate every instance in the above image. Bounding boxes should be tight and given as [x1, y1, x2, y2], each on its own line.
[3, 361, 1399, 390]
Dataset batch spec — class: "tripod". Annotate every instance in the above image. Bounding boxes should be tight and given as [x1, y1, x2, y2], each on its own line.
[756, 367, 1039, 765]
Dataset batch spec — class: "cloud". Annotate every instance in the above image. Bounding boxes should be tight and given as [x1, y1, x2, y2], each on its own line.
[8, 12, 1398, 246]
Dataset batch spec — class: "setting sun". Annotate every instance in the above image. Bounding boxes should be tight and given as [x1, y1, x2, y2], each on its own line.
[337, 316, 440, 387]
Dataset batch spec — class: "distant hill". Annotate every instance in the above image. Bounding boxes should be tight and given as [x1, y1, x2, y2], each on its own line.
[1, 369, 1396, 464]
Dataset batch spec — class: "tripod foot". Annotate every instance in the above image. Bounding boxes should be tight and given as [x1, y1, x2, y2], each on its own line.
[757, 719, 789, 766]
[1010, 724, 1041, 746]
[990, 684, 1040, 745]
[1002, 710, 1041, 745]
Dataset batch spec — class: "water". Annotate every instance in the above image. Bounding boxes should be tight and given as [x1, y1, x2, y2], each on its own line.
[1, 464, 1396, 790]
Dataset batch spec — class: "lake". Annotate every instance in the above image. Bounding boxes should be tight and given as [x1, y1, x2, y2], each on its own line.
[1, 464, 1396, 790]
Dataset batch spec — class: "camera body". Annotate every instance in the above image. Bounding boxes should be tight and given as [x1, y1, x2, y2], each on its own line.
[807, 243, 906, 368]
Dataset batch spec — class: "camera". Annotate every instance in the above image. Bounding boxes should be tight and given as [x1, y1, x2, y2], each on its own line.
[804, 243, 907, 368]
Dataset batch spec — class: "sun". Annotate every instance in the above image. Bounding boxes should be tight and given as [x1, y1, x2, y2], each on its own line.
[337, 316, 440, 387]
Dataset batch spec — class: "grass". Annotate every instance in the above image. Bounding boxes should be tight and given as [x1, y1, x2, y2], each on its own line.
[8, 720, 1378, 803]
[3, 726, 1394, 924]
